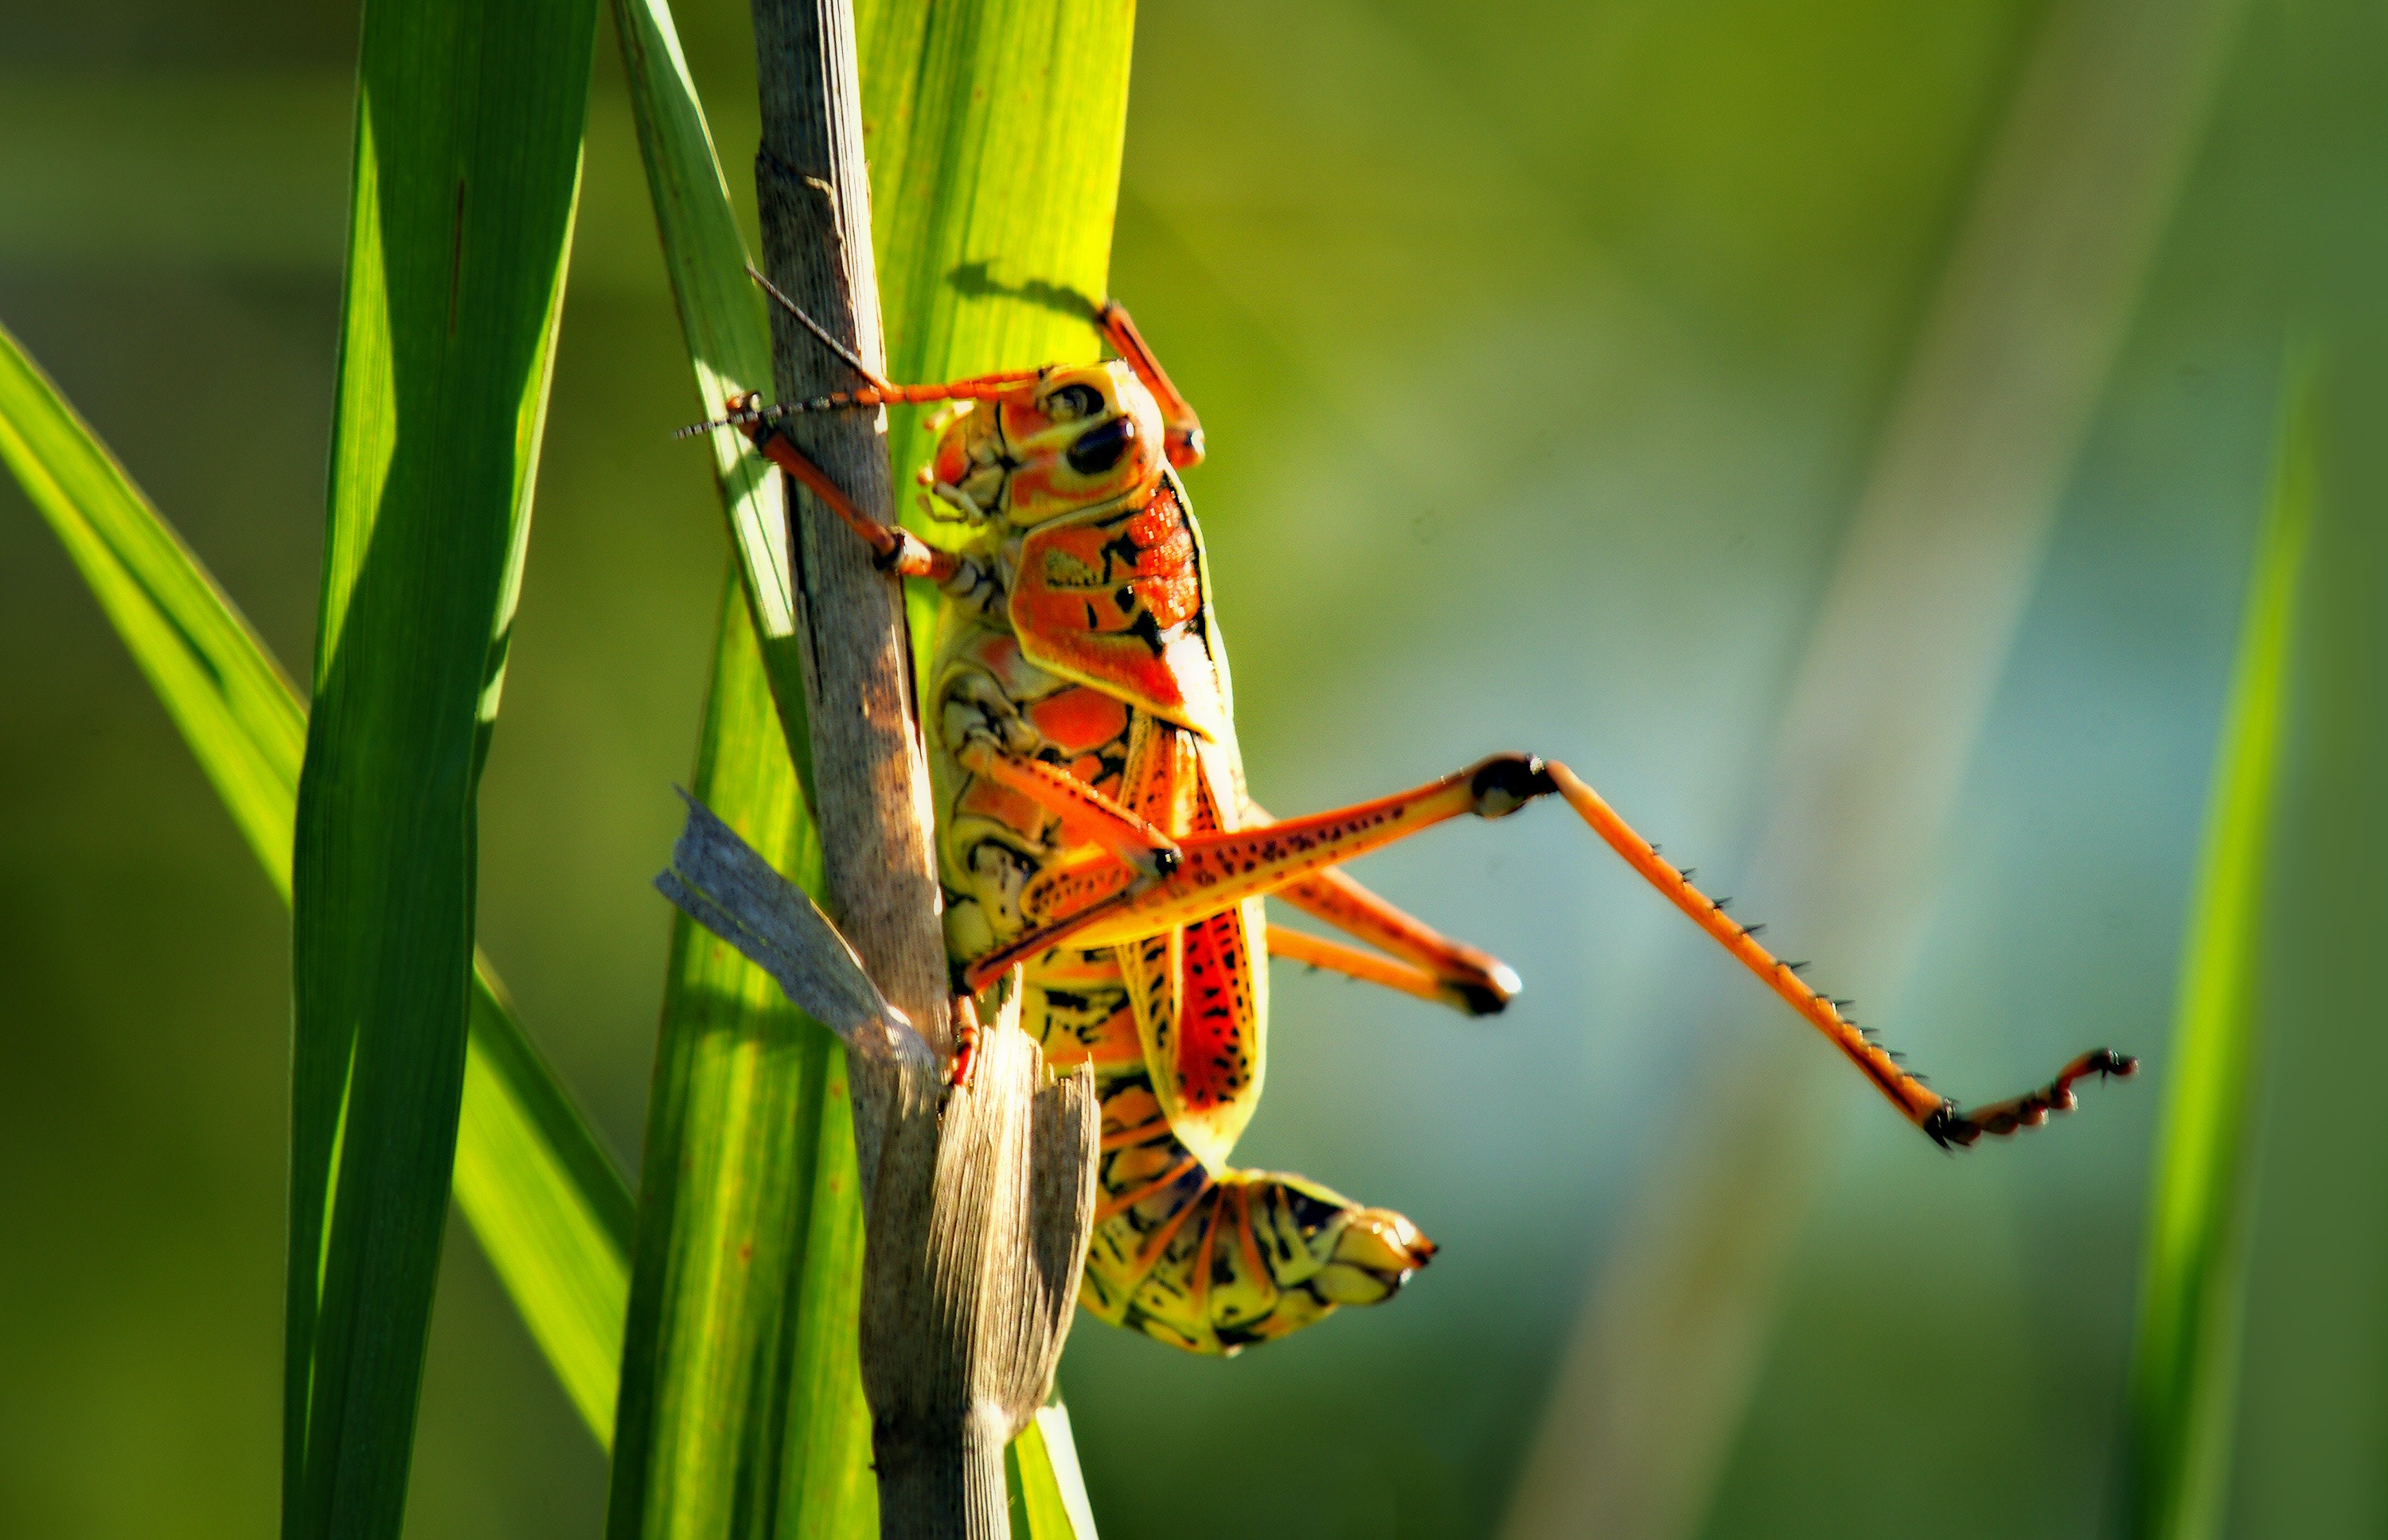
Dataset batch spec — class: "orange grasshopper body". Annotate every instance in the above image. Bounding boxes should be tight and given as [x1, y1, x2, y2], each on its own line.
[696, 279, 2135, 1355]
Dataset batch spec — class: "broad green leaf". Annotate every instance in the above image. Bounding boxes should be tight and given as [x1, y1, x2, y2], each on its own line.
[286, 0, 598, 1532]
[2121, 365, 2312, 1540]
[0, 322, 633, 1441]
[604, 0, 1130, 1533]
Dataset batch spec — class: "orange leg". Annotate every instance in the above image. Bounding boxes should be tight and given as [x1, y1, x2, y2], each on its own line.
[946, 992, 983, 1089]
[732, 399, 962, 581]
[965, 754, 2135, 1147]
[956, 740, 1180, 879]
[1535, 762, 2135, 1145]
[1096, 300, 1205, 469]
[952, 766, 1515, 1016]
[1267, 862, 1520, 1017]
[1264, 925, 1466, 1011]
[966, 755, 1547, 984]
[958, 760, 1524, 1027]
[943, 747, 1522, 1013]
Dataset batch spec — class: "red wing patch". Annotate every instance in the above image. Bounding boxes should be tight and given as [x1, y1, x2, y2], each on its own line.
[1009, 477, 1228, 741]
[1173, 910, 1257, 1112]
[1114, 719, 1265, 1168]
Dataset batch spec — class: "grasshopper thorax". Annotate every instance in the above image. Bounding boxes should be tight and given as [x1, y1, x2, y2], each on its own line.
[923, 360, 1166, 528]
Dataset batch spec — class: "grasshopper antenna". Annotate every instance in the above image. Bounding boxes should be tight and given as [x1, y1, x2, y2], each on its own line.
[673, 271, 1040, 441]
[744, 262, 893, 391]
[673, 264, 889, 443]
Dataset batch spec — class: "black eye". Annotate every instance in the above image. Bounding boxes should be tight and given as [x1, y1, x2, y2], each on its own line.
[1048, 383, 1104, 422]
[1066, 414, 1137, 476]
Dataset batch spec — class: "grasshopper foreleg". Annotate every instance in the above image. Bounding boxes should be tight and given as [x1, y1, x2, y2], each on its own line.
[728, 393, 989, 586]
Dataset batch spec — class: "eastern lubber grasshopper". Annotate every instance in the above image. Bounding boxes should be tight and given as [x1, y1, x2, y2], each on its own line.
[684, 273, 2136, 1355]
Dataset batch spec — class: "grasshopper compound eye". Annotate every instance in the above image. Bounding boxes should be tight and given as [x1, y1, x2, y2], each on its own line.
[1065, 412, 1137, 476]
[996, 361, 1166, 522]
[1034, 376, 1144, 478]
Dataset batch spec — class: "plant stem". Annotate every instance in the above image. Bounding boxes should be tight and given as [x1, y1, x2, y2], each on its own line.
[872, 1434, 1011, 1540]
[743, 3, 1097, 1535]
[747, 0, 949, 1164]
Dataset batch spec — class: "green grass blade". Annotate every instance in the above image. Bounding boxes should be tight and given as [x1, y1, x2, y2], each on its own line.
[607, 573, 872, 1538]
[0, 326, 308, 891]
[603, 0, 868, 1530]
[610, 0, 816, 813]
[603, 0, 1130, 1532]
[860, 18, 1133, 1520]
[285, 1, 598, 1532]
[2121, 367, 2313, 1540]
[0, 320, 634, 1444]
[857, 0, 1137, 666]
[1008, 1405, 1102, 1540]
[857, 0, 1136, 411]
[457, 973, 638, 1441]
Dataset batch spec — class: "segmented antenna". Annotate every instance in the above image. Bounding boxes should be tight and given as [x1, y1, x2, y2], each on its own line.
[673, 400, 774, 440]
[673, 375, 1046, 441]
[670, 267, 896, 441]
[744, 262, 892, 391]
[677, 266, 1096, 441]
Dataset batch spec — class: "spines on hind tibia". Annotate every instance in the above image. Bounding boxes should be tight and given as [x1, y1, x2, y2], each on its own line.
[1077, 1122, 1435, 1355]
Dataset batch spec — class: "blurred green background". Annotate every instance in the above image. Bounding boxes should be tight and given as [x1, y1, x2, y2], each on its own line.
[2, 0, 2382, 1536]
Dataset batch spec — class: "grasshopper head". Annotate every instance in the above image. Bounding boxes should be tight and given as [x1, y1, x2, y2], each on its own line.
[925, 361, 1165, 528]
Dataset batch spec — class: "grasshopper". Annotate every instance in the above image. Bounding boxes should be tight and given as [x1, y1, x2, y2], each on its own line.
[684, 274, 2134, 1355]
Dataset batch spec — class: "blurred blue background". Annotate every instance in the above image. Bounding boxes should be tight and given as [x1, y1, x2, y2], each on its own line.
[2, 0, 2382, 1535]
